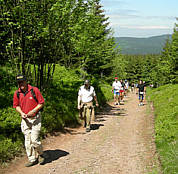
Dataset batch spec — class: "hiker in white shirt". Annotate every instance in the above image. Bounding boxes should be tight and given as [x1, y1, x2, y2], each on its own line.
[112, 77, 122, 105]
[78, 80, 99, 132]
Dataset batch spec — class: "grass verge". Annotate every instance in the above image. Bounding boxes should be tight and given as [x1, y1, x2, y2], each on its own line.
[147, 84, 178, 174]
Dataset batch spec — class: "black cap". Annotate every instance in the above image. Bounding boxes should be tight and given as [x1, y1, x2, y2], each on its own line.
[16, 74, 26, 82]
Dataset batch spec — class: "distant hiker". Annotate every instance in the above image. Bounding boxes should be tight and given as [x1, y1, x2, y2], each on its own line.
[112, 77, 122, 105]
[137, 80, 145, 106]
[131, 82, 135, 93]
[13, 74, 46, 167]
[124, 80, 129, 96]
[143, 81, 147, 102]
[78, 80, 99, 132]
[150, 83, 154, 88]
[119, 79, 125, 102]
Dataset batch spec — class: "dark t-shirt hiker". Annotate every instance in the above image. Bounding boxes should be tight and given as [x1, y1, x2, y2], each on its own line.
[137, 80, 145, 106]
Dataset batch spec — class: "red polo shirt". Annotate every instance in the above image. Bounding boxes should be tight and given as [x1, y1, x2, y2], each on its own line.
[13, 84, 45, 114]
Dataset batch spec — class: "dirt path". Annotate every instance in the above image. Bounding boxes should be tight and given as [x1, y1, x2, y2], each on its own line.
[2, 92, 161, 174]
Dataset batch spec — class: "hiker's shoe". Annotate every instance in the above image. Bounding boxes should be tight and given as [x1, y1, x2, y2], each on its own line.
[25, 160, 38, 167]
[86, 128, 90, 132]
[38, 154, 45, 165]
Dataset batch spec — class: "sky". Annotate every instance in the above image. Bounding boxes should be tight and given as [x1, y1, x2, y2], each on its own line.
[100, 0, 178, 37]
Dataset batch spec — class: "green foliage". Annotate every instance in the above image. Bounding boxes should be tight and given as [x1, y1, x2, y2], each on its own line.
[0, 0, 115, 88]
[147, 84, 178, 174]
[0, 108, 23, 163]
[0, 139, 23, 164]
[112, 52, 127, 80]
[99, 82, 113, 102]
[92, 79, 113, 105]
[114, 54, 160, 84]
[155, 23, 178, 85]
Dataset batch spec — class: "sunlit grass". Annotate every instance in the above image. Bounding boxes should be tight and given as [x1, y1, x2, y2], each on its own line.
[147, 84, 178, 174]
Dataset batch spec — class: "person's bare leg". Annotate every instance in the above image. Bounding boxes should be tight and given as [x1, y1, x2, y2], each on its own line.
[114, 94, 117, 105]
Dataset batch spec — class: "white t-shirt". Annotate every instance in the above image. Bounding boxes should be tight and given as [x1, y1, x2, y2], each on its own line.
[78, 85, 96, 103]
[112, 81, 122, 91]
[125, 82, 129, 89]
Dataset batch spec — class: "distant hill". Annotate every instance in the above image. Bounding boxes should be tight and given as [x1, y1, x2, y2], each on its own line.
[115, 34, 172, 55]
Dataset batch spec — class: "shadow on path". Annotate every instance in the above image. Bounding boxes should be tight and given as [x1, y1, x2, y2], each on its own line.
[97, 103, 127, 117]
[90, 124, 104, 130]
[42, 149, 69, 165]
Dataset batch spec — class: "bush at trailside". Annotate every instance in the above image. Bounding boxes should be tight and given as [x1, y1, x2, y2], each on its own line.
[147, 84, 178, 174]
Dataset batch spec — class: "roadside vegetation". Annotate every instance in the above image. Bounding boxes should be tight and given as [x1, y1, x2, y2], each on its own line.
[147, 84, 178, 174]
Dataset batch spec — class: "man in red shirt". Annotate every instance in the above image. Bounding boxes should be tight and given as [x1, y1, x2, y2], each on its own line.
[13, 74, 45, 167]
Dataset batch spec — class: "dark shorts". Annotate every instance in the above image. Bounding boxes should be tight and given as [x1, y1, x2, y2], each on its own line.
[139, 92, 144, 100]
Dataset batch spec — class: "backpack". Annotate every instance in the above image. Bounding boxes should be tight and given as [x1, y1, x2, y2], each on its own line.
[16, 87, 43, 112]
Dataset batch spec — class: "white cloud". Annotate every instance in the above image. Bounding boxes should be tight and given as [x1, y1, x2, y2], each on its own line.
[101, 0, 177, 37]
[120, 25, 171, 30]
[101, 0, 127, 8]
[106, 13, 176, 20]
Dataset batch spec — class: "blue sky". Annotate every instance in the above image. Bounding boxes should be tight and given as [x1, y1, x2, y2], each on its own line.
[100, 0, 178, 37]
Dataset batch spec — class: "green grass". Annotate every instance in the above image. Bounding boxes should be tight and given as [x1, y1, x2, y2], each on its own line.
[147, 84, 178, 174]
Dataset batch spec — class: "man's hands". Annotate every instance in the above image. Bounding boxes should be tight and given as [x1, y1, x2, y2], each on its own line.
[21, 112, 27, 119]
[27, 109, 36, 117]
[78, 105, 81, 110]
[20, 109, 36, 118]
[78, 102, 99, 110]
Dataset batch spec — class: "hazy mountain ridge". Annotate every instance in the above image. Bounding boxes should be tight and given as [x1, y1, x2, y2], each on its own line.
[115, 34, 172, 55]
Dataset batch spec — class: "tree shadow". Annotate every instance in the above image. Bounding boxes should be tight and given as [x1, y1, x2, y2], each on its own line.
[95, 118, 106, 122]
[95, 115, 106, 122]
[117, 112, 128, 116]
[97, 103, 127, 117]
[42, 149, 69, 165]
[61, 128, 86, 135]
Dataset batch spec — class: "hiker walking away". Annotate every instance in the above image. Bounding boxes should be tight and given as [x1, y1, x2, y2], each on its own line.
[13, 74, 46, 167]
[143, 81, 147, 102]
[78, 80, 99, 132]
[112, 77, 122, 105]
[124, 80, 129, 96]
[131, 82, 135, 93]
[137, 80, 145, 106]
[119, 79, 125, 102]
